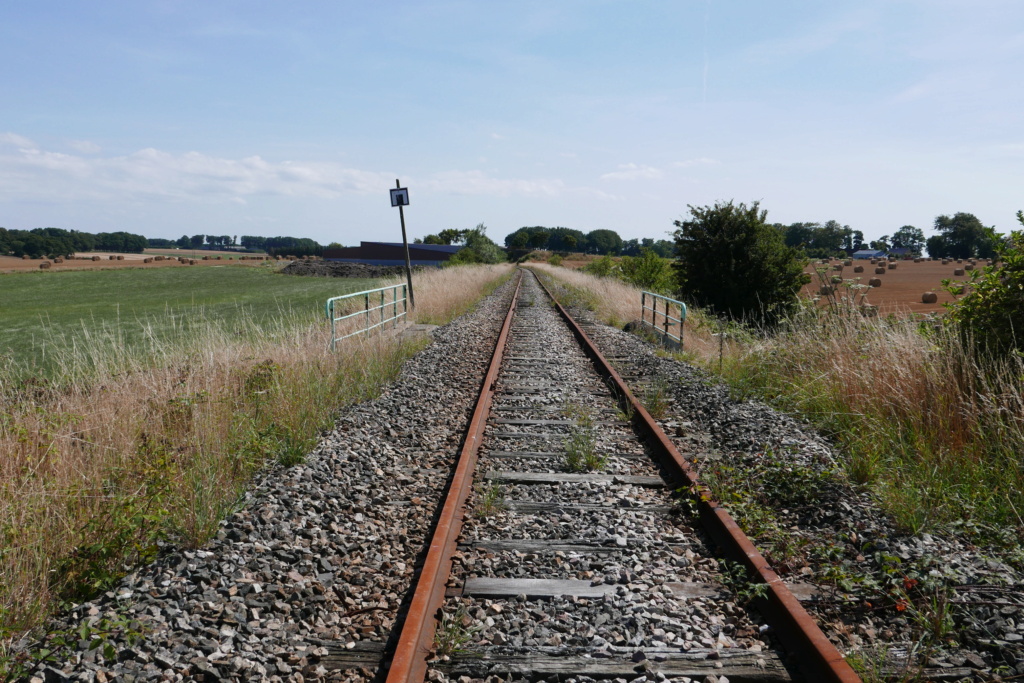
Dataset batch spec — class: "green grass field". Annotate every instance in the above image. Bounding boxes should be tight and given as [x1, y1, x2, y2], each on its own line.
[0, 265, 379, 377]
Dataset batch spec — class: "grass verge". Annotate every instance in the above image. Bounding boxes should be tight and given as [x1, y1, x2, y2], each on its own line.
[0, 263, 513, 669]
[533, 265, 1024, 552]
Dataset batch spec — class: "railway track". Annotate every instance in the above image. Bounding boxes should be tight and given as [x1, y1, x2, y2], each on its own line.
[382, 269, 861, 683]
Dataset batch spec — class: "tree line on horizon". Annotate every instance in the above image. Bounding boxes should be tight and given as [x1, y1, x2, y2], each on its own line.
[0, 227, 148, 259]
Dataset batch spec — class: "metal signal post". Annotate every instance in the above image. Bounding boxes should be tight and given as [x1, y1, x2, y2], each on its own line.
[391, 180, 415, 310]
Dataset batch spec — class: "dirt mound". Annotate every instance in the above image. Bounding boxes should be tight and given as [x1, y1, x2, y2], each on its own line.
[280, 260, 413, 278]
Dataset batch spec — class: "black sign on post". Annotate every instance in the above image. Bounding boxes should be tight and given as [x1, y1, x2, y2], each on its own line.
[391, 180, 415, 310]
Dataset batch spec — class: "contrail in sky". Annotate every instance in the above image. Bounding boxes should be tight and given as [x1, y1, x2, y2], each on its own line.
[703, 0, 711, 104]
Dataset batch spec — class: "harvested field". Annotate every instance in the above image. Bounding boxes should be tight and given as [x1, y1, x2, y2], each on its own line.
[0, 251, 272, 274]
[803, 257, 977, 314]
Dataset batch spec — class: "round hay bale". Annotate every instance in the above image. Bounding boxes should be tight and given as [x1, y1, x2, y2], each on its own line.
[869, 259, 877, 264]
[189, 259, 196, 265]
[117, 255, 124, 260]
[860, 304, 878, 317]
[843, 260, 852, 266]
[956, 259, 963, 263]
[92, 255, 101, 261]
[832, 264, 842, 271]
[914, 258, 921, 263]
[202, 256, 210, 260]
[39, 261, 51, 269]
[868, 278, 882, 287]
[922, 292, 938, 304]
[887, 263, 897, 269]
[853, 265, 864, 273]
[53, 257, 63, 264]
[953, 268, 965, 276]
[21, 254, 29, 260]
[965, 264, 974, 271]
[819, 285, 834, 295]
[941, 259, 949, 264]
[875, 267, 886, 275]
[143, 257, 153, 263]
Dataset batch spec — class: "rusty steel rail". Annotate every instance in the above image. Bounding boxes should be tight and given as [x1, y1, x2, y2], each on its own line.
[532, 271, 862, 683]
[385, 270, 523, 683]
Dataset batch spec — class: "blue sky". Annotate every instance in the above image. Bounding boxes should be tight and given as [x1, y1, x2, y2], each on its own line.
[1, 1, 1022, 246]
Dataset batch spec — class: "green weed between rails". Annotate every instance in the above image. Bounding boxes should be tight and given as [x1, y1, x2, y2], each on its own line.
[0, 264, 512, 670]
[473, 483, 508, 518]
[433, 603, 480, 658]
[641, 379, 671, 419]
[562, 404, 606, 472]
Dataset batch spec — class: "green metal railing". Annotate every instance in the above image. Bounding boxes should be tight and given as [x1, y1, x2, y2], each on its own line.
[326, 284, 408, 350]
[641, 291, 687, 348]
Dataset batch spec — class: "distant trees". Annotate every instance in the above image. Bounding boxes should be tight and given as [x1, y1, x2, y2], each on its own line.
[446, 224, 505, 265]
[422, 228, 469, 245]
[778, 220, 859, 258]
[0, 227, 146, 257]
[584, 229, 623, 255]
[926, 213, 999, 259]
[673, 201, 809, 328]
[891, 225, 925, 255]
[503, 226, 669, 256]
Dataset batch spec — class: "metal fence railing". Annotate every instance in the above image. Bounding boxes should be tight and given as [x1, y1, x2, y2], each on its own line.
[326, 284, 408, 350]
[641, 291, 687, 348]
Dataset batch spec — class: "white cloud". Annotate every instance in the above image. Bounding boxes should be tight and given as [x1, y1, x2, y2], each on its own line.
[0, 137, 612, 205]
[672, 157, 720, 168]
[422, 170, 566, 197]
[0, 132, 36, 149]
[599, 163, 662, 181]
[0, 142, 394, 203]
[68, 140, 102, 154]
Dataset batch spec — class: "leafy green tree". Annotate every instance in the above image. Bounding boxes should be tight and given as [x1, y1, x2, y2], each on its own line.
[446, 224, 505, 265]
[945, 211, 1024, 356]
[926, 235, 948, 258]
[931, 213, 999, 259]
[619, 248, 673, 292]
[582, 255, 616, 277]
[673, 200, 809, 328]
[190, 234, 205, 249]
[585, 229, 623, 255]
[529, 231, 550, 249]
[869, 236, 891, 251]
[508, 231, 529, 249]
[891, 225, 925, 255]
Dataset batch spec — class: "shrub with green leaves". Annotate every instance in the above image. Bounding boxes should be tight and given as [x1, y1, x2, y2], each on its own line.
[945, 211, 1024, 357]
[673, 200, 809, 328]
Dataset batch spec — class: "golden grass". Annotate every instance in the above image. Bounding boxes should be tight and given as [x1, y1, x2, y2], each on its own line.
[0, 264, 513, 648]
[528, 263, 721, 359]
[534, 265, 1024, 545]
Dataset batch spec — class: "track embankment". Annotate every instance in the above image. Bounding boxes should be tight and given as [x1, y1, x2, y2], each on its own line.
[15, 268, 1023, 683]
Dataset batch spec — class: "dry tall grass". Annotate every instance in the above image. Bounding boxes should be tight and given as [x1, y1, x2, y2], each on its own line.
[0, 264, 513, 647]
[528, 263, 720, 358]
[535, 265, 1024, 547]
[714, 308, 1024, 540]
